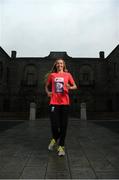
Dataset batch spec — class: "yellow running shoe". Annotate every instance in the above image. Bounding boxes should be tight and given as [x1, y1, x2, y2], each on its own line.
[57, 146, 65, 156]
[48, 138, 56, 151]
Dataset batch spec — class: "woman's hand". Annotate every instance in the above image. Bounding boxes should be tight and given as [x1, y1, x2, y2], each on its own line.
[66, 83, 71, 90]
[47, 91, 52, 97]
[66, 83, 77, 90]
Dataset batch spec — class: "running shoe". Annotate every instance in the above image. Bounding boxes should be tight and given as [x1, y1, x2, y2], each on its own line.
[48, 138, 56, 151]
[57, 146, 65, 156]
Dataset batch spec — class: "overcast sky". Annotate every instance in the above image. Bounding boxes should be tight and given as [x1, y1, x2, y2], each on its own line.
[0, 0, 119, 57]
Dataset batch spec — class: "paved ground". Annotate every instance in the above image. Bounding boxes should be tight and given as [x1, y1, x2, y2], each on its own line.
[0, 118, 119, 179]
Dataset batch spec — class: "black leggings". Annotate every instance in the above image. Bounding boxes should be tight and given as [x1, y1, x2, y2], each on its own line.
[49, 105, 69, 146]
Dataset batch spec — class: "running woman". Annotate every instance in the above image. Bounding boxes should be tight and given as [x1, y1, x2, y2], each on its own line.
[45, 58, 77, 156]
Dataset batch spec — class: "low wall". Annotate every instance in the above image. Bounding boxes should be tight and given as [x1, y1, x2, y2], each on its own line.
[0, 112, 29, 120]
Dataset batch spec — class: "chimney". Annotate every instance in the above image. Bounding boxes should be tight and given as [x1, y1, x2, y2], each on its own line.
[11, 51, 17, 59]
[99, 51, 105, 59]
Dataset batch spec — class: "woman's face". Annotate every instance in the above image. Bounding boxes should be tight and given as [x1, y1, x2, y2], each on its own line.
[55, 59, 64, 72]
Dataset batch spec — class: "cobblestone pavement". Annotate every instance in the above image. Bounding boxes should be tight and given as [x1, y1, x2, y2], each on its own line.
[0, 118, 119, 179]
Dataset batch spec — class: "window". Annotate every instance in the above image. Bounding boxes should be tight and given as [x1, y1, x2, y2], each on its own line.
[0, 62, 3, 80]
[27, 73, 35, 85]
[113, 63, 118, 77]
[82, 73, 89, 81]
[22, 64, 37, 86]
[7, 67, 10, 83]
[79, 65, 94, 86]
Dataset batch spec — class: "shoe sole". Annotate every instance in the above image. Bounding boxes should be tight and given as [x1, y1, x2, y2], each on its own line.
[58, 152, 65, 156]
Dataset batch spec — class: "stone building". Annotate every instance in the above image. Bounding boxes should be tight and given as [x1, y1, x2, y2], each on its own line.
[0, 45, 119, 119]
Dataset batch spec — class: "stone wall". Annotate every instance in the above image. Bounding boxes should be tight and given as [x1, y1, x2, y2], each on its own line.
[0, 45, 119, 118]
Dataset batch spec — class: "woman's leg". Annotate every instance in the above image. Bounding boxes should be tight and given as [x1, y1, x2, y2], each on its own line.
[58, 105, 69, 146]
[49, 105, 60, 142]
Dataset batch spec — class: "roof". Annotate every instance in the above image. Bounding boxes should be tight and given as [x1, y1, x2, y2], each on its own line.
[106, 44, 119, 59]
[0, 47, 10, 58]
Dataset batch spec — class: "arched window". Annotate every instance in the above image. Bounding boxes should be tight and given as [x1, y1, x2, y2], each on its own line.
[23, 64, 37, 86]
[79, 65, 94, 85]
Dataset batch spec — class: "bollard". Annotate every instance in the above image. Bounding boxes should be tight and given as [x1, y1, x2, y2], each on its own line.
[80, 102, 87, 120]
[80, 102, 87, 127]
[29, 102, 36, 120]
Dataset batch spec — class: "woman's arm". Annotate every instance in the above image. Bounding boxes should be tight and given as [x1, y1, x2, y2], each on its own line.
[45, 82, 52, 97]
[66, 82, 77, 90]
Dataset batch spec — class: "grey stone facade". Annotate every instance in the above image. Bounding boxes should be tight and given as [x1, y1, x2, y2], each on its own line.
[0, 45, 119, 118]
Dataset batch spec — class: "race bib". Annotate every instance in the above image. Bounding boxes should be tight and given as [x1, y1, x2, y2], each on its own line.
[54, 77, 64, 93]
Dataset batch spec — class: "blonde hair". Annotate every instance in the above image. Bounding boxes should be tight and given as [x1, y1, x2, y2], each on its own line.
[44, 58, 68, 83]
[50, 58, 68, 73]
